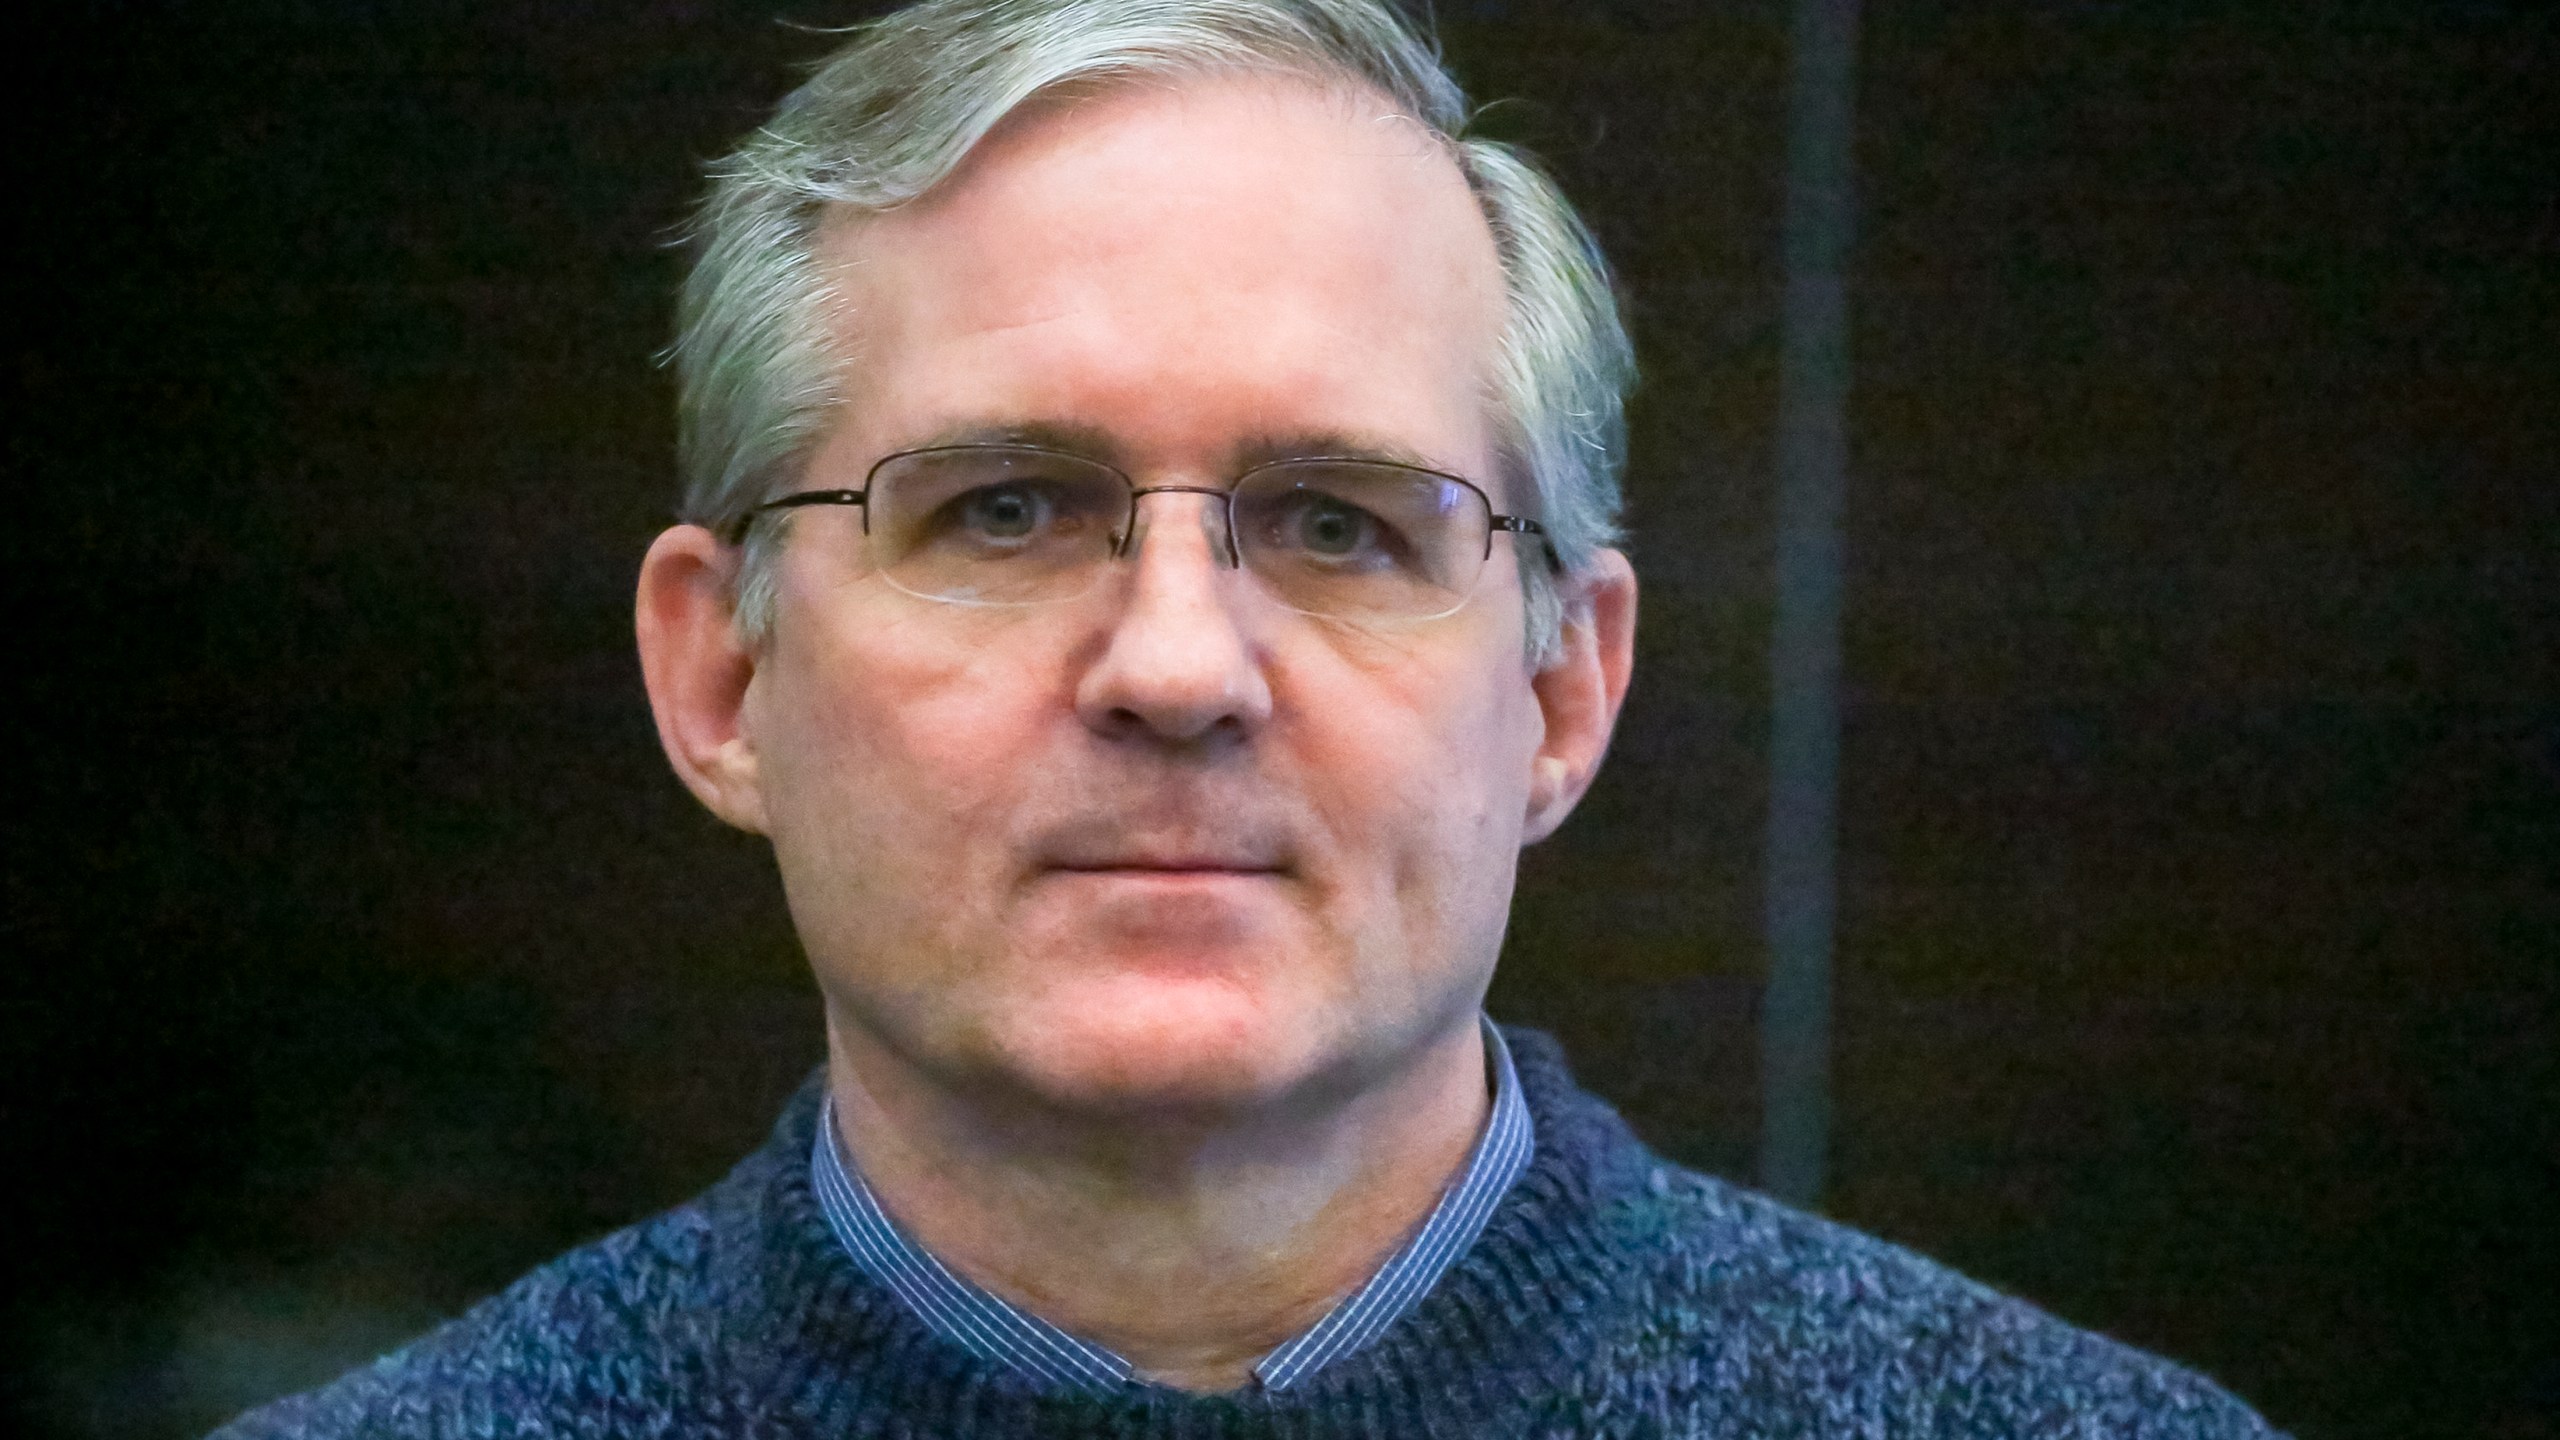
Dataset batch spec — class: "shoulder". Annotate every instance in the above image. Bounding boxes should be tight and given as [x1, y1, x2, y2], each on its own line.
[1580, 1160, 2284, 1438]
[207, 1085, 828, 1440]
[1495, 1029, 2280, 1438]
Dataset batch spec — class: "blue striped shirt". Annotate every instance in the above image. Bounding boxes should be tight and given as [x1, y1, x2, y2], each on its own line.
[808, 1018, 1533, 1392]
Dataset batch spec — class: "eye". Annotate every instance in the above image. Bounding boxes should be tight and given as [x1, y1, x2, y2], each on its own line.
[1292, 495, 1378, 557]
[1232, 465, 1439, 588]
[954, 482, 1052, 541]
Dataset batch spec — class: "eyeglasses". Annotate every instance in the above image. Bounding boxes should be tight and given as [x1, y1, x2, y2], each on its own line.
[728, 444, 1554, 623]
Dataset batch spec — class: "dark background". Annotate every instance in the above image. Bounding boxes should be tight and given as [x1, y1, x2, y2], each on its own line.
[7, 2, 2553, 1436]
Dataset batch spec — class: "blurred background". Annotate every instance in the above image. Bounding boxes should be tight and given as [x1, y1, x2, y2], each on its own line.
[6, 1, 2552, 1436]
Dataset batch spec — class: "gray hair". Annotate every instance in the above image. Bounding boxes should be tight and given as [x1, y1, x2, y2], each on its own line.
[672, 0, 1633, 661]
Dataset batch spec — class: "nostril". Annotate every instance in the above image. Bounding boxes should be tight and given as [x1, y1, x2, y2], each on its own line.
[1102, 703, 1247, 747]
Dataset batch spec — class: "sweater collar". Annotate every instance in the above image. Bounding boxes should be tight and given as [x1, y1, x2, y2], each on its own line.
[725, 1023, 1657, 1434]
[805, 1017, 1533, 1393]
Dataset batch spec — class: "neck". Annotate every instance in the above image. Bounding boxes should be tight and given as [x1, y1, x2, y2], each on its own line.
[822, 1016, 1492, 1392]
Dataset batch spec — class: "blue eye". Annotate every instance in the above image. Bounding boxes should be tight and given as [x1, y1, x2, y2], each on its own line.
[957, 483, 1050, 540]
[1294, 497, 1376, 556]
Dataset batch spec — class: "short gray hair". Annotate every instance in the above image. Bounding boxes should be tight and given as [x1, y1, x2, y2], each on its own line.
[671, 0, 1633, 660]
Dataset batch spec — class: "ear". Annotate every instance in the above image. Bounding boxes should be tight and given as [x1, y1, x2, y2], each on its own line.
[1522, 548, 1637, 844]
[635, 524, 770, 834]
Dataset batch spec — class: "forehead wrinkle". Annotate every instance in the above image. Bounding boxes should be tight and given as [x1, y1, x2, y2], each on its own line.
[839, 73, 1497, 314]
[860, 417, 1470, 487]
[814, 72, 1509, 483]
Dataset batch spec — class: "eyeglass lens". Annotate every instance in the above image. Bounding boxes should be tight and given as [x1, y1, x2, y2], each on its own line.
[864, 447, 1494, 620]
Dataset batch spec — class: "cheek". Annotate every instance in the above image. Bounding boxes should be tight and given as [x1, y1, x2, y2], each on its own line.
[1290, 636, 1541, 909]
[751, 599, 1065, 897]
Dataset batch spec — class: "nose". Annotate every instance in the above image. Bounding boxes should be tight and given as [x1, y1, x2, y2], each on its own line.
[1112, 484, 1241, 568]
[1073, 489, 1273, 747]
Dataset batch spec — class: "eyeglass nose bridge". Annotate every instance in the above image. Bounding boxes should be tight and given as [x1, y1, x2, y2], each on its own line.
[1113, 484, 1244, 570]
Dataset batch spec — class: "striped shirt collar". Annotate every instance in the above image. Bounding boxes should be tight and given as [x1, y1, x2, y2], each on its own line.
[808, 1017, 1533, 1394]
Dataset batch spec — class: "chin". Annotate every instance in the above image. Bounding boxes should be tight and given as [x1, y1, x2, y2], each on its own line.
[991, 970, 1341, 1119]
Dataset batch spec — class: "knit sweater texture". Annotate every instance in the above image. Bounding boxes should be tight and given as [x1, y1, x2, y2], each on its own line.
[214, 1028, 2282, 1438]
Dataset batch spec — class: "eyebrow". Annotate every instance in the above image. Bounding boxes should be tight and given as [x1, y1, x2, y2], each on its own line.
[895, 420, 1461, 479]
[1234, 430, 1455, 476]
[904, 419, 1127, 461]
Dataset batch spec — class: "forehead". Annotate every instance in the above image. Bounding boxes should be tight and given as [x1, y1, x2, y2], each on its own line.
[812, 73, 1509, 480]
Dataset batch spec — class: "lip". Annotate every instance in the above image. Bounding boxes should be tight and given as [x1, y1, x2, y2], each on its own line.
[1029, 814, 1297, 884]
[1046, 861, 1286, 878]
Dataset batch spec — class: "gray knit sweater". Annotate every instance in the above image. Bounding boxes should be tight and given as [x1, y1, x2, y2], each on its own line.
[213, 1029, 2283, 1438]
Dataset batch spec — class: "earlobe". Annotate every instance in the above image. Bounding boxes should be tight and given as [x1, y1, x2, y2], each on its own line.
[634, 525, 770, 834]
[1522, 548, 1637, 844]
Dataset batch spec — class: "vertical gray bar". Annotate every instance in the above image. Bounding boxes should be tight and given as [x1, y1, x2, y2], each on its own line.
[1761, 0, 1861, 1208]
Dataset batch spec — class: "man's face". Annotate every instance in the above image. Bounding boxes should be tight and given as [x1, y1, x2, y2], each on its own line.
[716, 76, 1600, 1116]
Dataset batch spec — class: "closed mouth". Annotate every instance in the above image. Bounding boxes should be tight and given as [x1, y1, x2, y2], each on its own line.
[1050, 861, 1285, 876]
[1029, 816, 1296, 884]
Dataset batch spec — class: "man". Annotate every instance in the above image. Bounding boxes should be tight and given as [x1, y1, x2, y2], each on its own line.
[222, 0, 2281, 1434]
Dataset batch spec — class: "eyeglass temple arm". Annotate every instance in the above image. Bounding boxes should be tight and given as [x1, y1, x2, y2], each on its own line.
[723, 489, 866, 544]
[1490, 514, 1564, 574]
